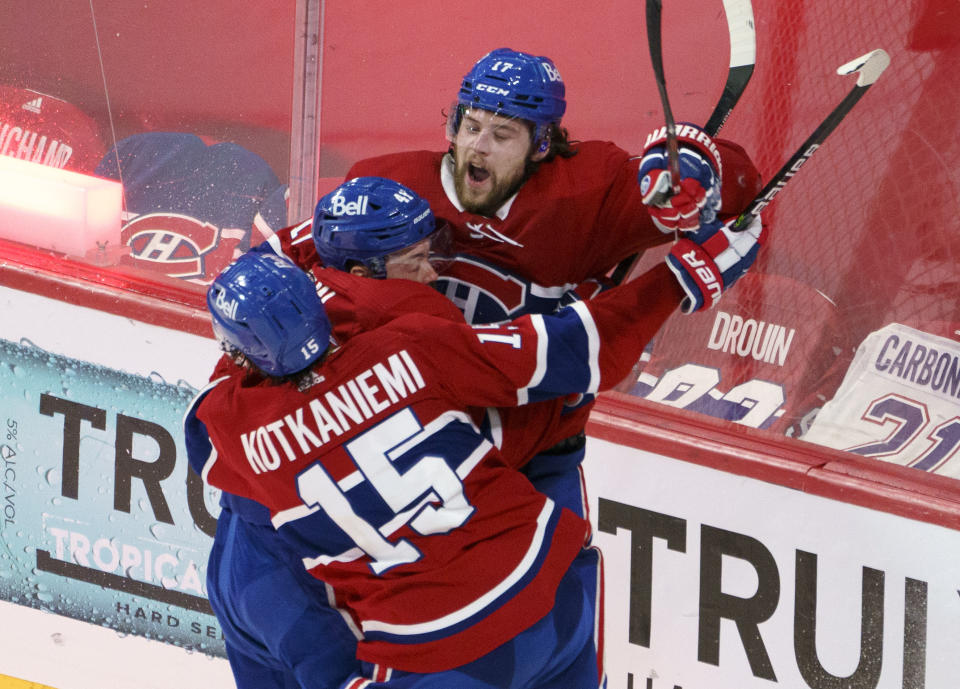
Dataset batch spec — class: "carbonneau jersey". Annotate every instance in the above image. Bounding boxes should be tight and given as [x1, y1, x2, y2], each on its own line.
[802, 322, 960, 477]
[630, 272, 847, 435]
[185, 265, 681, 671]
[346, 141, 760, 323]
[95, 132, 288, 283]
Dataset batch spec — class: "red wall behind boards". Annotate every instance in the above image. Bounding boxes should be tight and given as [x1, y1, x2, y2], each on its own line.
[314, 1, 730, 174]
[0, 1, 297, 175]
[0, 1, 731, 181]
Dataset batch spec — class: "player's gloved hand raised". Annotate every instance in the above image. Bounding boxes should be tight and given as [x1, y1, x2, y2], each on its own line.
[638, 123, 723, 234]
[666, 214, 765, 314]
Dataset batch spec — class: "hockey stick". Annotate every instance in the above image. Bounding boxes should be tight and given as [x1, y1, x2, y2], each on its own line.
[703, 0, 756, 136]
[610, 0, 677, 285]
[611, 0, 755, 284]
[729, 48, 890, 231]
[644, 0, 681, 205]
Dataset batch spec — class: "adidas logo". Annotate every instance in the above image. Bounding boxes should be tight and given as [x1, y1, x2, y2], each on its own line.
[22, 97, 43, 114]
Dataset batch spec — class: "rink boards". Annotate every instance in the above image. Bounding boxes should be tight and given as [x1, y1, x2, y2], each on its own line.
[1, 279, 959, 689]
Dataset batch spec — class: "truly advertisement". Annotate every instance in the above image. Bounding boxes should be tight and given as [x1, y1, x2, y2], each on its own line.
[5, 282, 960, 684]
[0, 335, 224, 655]
[584, 437, 960, 689]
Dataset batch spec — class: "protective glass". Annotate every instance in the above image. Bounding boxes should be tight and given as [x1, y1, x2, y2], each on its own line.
[383, 221, 454, 282]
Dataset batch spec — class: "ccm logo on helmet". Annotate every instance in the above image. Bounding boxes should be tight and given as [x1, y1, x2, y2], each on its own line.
[214, 290, 239, 320]
[330, 193, 370, 216]
[476, 83, 510, 96]
[681, 250, 722, 302]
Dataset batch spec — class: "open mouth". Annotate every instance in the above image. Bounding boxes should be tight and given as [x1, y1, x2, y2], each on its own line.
[468, 164, 490, 184]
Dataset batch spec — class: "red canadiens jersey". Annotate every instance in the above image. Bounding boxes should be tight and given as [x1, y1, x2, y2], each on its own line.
[802, 322, 960, 476]
[209, 261, 465, 381]
[94, 132, 288, 283]
[0, 85, 106, 172]
[211, 257, 592, 470]
[253, 221, 468, 343]
[346, 140, 760, 324]
[185, 265, 681, 671]
[629, 272, 849, 436]
[303, 267, 598, 461]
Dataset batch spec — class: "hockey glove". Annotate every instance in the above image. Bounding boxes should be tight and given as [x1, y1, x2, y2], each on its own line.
[666, 214, 765, 314]
[638, 123, 723, 234]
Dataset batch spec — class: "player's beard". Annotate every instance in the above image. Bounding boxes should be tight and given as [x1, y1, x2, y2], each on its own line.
[452, 150, 532, 218]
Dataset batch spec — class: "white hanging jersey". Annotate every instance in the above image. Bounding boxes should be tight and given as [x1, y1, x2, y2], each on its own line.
[802, 322, 960, 477]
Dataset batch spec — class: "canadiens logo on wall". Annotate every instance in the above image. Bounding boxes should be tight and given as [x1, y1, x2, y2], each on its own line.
[121, 213, 239, 282]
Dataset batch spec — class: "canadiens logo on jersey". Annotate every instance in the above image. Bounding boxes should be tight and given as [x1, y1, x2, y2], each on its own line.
[94, 132, 289, 283]
[120, 213, 240, 282]
[436, 255, 574, 324]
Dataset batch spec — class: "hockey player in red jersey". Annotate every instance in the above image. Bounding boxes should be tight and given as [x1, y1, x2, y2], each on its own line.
[197, 48, 763, 683]
[254, 177, 462, 344]
[259, 176, 604, 469]
[343, 47, 762, 529]
[185, 195, 764, 686]
[345, 48, 761, 324]
[201, 178, 609, 688]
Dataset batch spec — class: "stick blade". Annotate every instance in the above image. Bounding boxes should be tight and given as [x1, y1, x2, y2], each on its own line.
[720, 0, 757, 68]
[837, 49, 891, 87]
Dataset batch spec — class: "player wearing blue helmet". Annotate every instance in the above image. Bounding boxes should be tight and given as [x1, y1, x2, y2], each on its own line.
[198, 44, 763, 689]
[195, 177, 466, 689]
[312, 176, 446, 283]
[444, 48, 574, 217]
[188, 216, 763, 686]
[208, 252, 332, 376]
[342, 47, 762, 688]
[451, 48, 566, 151]
[197, 250, 363, 689]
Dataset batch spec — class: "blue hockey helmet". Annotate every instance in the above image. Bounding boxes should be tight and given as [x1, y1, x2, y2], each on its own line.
[454, 48, 566, 141]
[313, 176, 437, 278]
[207, 252, 331, 376]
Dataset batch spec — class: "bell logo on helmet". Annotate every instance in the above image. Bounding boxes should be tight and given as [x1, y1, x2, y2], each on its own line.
[329, 193, 369, 216]
[213, 290, 239, 320]
[541, 62, 563, 83]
